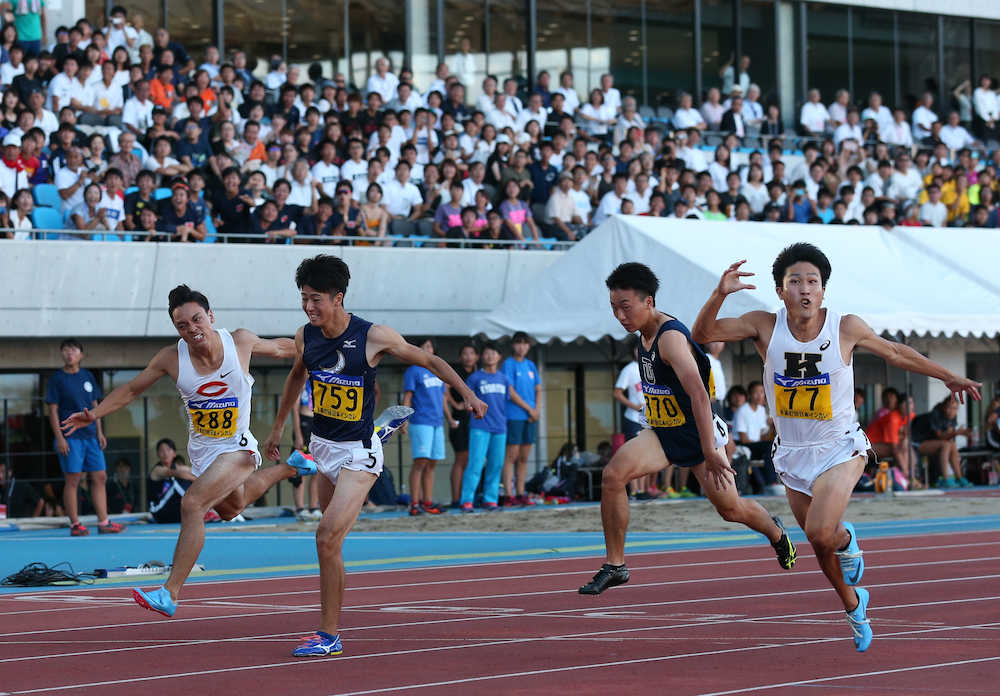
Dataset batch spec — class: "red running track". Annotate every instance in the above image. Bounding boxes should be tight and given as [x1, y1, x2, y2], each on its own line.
[1, 530, 999, 695]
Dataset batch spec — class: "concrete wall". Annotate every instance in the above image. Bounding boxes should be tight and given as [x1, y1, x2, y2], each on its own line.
[0, 241, 561, 343]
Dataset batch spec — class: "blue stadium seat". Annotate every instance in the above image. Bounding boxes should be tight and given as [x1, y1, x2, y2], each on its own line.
[31, 206, 65, 238]
[537, 236, 558, 250]
[154, 187, 172, 200]
[33, 183, 62, 209]
[406, 235, 430, 248]
[203, 215, 217, 244]
[124, 186, 138, 195]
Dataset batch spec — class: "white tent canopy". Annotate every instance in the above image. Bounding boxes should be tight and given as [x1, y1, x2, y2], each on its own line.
[478, 217, 1000, 342]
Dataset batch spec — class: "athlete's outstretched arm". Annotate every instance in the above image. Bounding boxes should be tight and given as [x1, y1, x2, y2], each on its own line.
[659, 330, 735, 490]
[234, 328, 297, 360]
[844, 314, 982, 403]
[369, 324, 487, 418]
[61, 347, 172, 435]
[691, 259, 769, 344]
[264, 328, 309, 461]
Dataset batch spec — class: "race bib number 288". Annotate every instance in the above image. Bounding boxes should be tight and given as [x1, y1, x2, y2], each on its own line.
[188, 397, 239, 438]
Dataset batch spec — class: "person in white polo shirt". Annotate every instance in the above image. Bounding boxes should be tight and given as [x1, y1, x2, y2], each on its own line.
[381, 160, 430, 237]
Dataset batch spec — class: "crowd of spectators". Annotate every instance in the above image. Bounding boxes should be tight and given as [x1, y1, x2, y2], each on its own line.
[0, 10, 999, 245]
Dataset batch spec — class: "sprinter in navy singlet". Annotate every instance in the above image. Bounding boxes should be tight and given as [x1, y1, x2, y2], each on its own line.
[578, 262, 796, 596]
[265, 255, 487, 658]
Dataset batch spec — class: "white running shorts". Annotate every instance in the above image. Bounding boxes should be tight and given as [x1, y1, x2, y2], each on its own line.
[772, 426, 871, 496]
[310, 433, 384, 483]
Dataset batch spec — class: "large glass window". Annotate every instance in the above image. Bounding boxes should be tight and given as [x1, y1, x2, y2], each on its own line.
[943, 17, 972, 103]
[646, 0, 694, 108]
[701, 0, 735, 99]
[489, 0, 527, 85]
[806, 3, 849, 105]
[288, 0, 348, 67]
[443, 0, 484, 101]
[852, 8, 894, 108]
[536, 0, 589, 96]
[223, 0, 285, 68]
[349, 0, 406, 92]
[167, 0, 214, 58]
[741, 0, 775, 104]
[898, 13, 937, 112]
[591, 0, 645, 100]
[974, 20, 1000, 86]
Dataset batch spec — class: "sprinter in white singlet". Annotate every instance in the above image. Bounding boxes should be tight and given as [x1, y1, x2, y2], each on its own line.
[62, 284, 316, 619]
[692, 243, 981, 653]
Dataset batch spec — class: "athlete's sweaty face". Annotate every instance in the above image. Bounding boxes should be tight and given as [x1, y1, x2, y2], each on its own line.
[609, 288, 653, 334]
[300, 284, 340, 325]
[171, 302, 214, 346]
[777, 262, 824, 319]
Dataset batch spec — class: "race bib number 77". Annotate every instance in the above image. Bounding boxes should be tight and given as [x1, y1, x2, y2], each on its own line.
[773, 373, 833, 420]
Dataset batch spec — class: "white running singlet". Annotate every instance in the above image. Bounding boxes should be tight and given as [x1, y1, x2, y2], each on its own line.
[176, 328, 261, 476]
[764, 307, 858, 446]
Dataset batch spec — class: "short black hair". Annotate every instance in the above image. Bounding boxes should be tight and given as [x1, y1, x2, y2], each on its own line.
[771, 242, 831, 289]
[512, 331, 531, 343]
[605, 262, 659, 303]
[481, 340, 500, 354]
[60, 338, 83, 351]
[296, 254, 350, 297]
[155, 437, 176, 452]
[168, 284, 210, 318]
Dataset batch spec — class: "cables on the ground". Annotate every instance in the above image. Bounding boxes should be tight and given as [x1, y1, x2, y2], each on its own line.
[1, 561, 98, 586]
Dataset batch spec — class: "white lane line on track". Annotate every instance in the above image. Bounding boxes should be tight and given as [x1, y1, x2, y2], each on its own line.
[3, 537, 999, 614]
[694, 655, 1000, 695]
[7, 613, 1000, 694]
[2, 590, 999, 668]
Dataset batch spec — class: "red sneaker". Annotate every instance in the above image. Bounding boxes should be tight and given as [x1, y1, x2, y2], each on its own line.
[204, 509, 222, 523]
[501, 496, 515, 507]
[421, 502, 443, 515]
[98, 521, 126, 534]
[70, 523, 89, 537]
[521, 496, 537, 506]
[409, 503, 422, 516]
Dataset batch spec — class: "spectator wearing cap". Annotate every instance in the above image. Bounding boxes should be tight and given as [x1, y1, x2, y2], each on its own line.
[544, 170, 582, 241]
[159, 182, 206, 242]
[0, 132, 28, 198]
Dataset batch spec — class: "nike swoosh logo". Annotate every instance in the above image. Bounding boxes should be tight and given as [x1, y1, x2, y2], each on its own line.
[220, 370, 233, 378]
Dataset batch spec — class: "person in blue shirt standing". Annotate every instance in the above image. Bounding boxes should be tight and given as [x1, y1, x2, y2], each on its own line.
[45, 339, 125, 536]
[402, 339, 447, 515]
[501, 331, 542, 506]
[461, 342, 535, 512]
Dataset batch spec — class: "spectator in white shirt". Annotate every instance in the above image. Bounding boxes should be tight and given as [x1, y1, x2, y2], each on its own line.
[488, 94, 516, 131]
[48, 56, 82, 113]
[382, 160, 428, 236]
[864, 159, 893, 198]
[593, 172, 628, 225]
[912, 92, 939, 141]
[79, 60, 124, 132]
[887, 152, 922, 203]
[476, 75, 498, 114]
[673, 92, 705, 130]
[973, 73, 1000, 142]
[613, 97, 646, 148]
[386, 81, 423, 114]
[122, 78, 154, 137]
[940, 111, 976, 151]
[741, 84, 764, 132]
[311, 140, 341, 199]
[515, 93, 547, 133]
[919, 184, 947, 226]
[54, 147, 94, 212]
[104, 6, 138, 54]
[677, 128, 709, 172]
[799, 88, 830, 135]
[0, 44, 24, 86]
[719, 54, 750, 97]
[579, 89, 616, 139]
[365, 57, 399, 105]
[555, 70, 580, 113]
[460, 161, 486, 205]
[450, 38, 476, 95]
[700, 87, 725, 130]
[600, 73, 621, 115]
[861, 91, 894, 139]
[883, 108, 913, 148]
[828, 88, 851, 128]
[545, 171, 583, 241]
[833, 107, 863, 148]
[501, 77, 523, 118]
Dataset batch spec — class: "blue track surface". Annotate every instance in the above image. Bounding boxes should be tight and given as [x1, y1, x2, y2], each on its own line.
[3, 514, 999, 594]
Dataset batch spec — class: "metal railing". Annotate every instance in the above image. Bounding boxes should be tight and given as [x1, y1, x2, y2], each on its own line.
[6, 228, 578, 249]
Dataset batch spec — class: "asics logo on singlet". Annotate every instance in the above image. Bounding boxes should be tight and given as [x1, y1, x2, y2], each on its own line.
[783, 352, 823, 378]
[819, 339, 831, 351]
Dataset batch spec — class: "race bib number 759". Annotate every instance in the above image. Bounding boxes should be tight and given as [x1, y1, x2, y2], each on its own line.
[312, 372, 364, 422]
